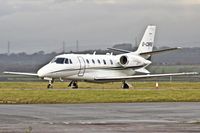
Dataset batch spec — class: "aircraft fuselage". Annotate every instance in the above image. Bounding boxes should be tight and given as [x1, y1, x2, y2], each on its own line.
[37, 53, 150, 82]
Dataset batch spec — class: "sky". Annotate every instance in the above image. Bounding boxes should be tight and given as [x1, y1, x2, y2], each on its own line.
[0, 0, 200, 53]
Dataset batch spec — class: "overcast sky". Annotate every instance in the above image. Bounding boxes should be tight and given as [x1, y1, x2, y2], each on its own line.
[0, 0, 200, 53]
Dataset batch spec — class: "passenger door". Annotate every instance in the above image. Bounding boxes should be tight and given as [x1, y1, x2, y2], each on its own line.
[77, 56, 86, 76]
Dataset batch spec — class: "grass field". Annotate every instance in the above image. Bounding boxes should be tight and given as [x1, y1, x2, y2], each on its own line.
[0, 81, 200, 89]
[0, 82, 200, 104]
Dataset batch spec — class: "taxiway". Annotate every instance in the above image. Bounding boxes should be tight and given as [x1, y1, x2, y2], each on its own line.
[0, 103, 200, 132]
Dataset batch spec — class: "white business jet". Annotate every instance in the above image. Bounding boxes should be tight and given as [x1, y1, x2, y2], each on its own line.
[4, 25, 198, 89]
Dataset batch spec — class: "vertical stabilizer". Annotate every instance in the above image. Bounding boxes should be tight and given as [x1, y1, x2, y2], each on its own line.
[136, 25, 156, 55]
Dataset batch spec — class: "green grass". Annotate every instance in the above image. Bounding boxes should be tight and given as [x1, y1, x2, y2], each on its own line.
[0, 82, 200, 104]
[0, 81, 200, 89]
[1, 89, 200, 104]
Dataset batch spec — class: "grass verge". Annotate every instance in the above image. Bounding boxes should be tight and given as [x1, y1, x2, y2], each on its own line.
[0, 89, 200, 104]
[0, 81, 200, 89]
[0, 82, 200, 104]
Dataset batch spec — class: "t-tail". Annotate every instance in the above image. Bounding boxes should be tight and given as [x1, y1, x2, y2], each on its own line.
[108, 25, 181, 58]
[135, 25, 156, 59]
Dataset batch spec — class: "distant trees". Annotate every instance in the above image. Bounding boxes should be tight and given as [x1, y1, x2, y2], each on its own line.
[0, 46, 199, 73]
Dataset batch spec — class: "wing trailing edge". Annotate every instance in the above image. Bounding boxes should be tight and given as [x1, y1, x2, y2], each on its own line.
[94, 72, 198, 82]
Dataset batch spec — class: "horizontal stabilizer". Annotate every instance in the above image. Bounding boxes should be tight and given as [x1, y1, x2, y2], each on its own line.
[135, 68, 150, 74]
[140, 47, 181, 56]
[3, 71, 38, 76]
[95, 72, 198, 82]
[107, 48, 132, 53]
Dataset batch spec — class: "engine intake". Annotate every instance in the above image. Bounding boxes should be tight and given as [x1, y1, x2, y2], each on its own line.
[119, 56, 128, 65]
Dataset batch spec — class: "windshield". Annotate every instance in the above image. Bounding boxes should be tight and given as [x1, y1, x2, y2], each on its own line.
[51, 58, 65, 64]
[50, 58, 56, 63]
[50, 57, 73, 64]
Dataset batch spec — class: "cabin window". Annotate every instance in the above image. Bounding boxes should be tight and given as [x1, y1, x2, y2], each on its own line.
[103, 59, 106, 65]
[110, 60, 113, 65]
[69, 59, 72, 64]
[92, 59, 95, 64]
[55, 58, 65, 64]
[97, 59, 101, 64]
[65, 58, 69, 64]
[86, 59, 89, 64]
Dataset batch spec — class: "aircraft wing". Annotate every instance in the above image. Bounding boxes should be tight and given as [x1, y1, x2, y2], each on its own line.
[107, 48, 132, 53]
[94, 72, 198, 82]
[3, 71, 38, 76]
[139, 47, 181, 56]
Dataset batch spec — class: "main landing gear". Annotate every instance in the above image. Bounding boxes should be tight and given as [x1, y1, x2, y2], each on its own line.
[46, 79, 129, 89]
[122, 81, 131, 89]
[68, 81, 78, 89]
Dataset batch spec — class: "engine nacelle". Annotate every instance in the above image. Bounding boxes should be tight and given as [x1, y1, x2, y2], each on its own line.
[119, 55, 129, 65]
[118, 55, 151, 68]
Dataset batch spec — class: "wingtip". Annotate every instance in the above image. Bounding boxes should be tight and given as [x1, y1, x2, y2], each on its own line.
[3, 71, 9, 74]
[185, 72, 199, 75]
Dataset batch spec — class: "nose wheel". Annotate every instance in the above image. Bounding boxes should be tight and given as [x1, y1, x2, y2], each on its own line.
[47, 79, 54, 89]
[68, 81, 78, 89]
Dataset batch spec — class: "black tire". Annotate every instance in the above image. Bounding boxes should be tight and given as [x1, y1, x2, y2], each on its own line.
[71, 82, 78, 89]
[47, 84, 53, 89]
[122, 83, 129, 89]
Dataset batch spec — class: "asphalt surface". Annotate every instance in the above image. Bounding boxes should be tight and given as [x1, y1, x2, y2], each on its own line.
[0, 103, 200, 133]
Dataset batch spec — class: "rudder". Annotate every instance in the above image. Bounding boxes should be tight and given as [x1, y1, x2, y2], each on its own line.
[136, 25, 156, 54]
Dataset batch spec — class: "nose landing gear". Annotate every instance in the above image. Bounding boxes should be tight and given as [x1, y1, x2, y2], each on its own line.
[47, 79, 54, 89]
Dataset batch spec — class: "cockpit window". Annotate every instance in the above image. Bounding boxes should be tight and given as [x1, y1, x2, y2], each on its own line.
[54, 58, 65, 64]
[65, 58, 69, 64]
[51, 57, 72, 64]
[50, 58, 56, 63]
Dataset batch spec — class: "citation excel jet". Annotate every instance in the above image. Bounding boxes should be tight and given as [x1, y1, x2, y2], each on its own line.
[4, 25, 198, 89]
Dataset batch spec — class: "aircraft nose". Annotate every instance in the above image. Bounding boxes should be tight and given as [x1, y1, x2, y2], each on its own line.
[37, 67, 47, 77]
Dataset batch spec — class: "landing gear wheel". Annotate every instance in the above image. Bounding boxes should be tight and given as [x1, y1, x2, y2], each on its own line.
[47, 84, 53, 89]
[72, 81, 78, 89]
[68, 81, 78, 89]
[122, 81, 129, 89]
[47, 79, 54, 89]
